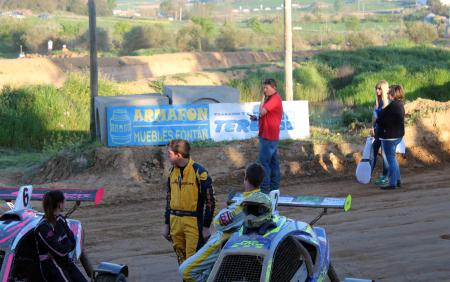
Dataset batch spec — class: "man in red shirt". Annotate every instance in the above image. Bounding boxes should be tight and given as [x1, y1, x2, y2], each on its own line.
[250, 78, 283, 193]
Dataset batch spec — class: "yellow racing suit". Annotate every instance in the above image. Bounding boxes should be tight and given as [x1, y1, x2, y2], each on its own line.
[179, 188, 260, 281]
[165, 159, 216, 264]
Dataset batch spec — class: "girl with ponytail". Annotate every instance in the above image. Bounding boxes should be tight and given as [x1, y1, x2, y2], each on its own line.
[35, 190, 88, 282]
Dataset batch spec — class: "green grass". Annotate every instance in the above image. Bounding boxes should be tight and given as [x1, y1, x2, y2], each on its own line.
[316, 46, 450, 106]
[229, 61, 335, 103]
[0, 73, 121, 151]
[0, 148, 51, 170]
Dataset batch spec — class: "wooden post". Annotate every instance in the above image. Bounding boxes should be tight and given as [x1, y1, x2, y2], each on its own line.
[88, 0, 98, 140]
[284, 0, 293, 101]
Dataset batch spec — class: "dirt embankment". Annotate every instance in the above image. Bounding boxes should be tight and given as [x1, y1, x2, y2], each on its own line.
[0, 51, 288, 88]
[18, 99, 450, 203]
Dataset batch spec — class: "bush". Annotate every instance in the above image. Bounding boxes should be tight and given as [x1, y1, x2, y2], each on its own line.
[406, 22, 438, 44]
[344, 16, 360, 31]
[247, 17, 267, 34]
[341, 107, 372, 126]
[347, 31, 378, 49]
[293, 62, 331, 102]
[215, 24, 244, 51]
[0, 73, 120, 150]
[112, 21, 132, 46]
[21, 22, 62, 53]
[79, 27, 113, 51]
[59, 22, 84, 38]
[229, 70, 285, 102]
[122, 25, 173, 53]
[67, 0, 87, 14]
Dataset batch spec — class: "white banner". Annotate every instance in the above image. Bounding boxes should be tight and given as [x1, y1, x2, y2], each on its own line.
[209, 101, 310, 141]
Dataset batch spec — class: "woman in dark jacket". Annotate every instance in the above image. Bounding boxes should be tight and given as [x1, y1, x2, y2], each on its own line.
[34, 190, 88, 282]
[376, 85, 405, 190]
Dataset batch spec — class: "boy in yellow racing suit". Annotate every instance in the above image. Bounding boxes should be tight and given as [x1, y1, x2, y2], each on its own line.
[179, 163, 265, 281]
[163, 139, 217, 264]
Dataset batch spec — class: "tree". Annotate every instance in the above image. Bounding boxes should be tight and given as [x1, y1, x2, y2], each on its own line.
[80, 27, 113, 51]
[122, 25, 173, 53]
[427, 0, 449, 17]
[247, 17, 266, 34]
[216, 24, 243, 51]
[190, 17, 217, 51]
[67, 0, 87, 15]
[407, 22, 438, 43]
[160, 0, 185, 18]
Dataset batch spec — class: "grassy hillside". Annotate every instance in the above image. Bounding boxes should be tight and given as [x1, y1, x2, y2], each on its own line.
[230, 46, 450, 125]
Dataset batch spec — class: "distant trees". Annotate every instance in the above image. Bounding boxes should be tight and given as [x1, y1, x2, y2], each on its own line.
[122, 25, 173, 53]
[160, 0, 186, 19]
[176, 17, 216, 51]
[216, 24, 244, 51]
[0, 0, 116, 16]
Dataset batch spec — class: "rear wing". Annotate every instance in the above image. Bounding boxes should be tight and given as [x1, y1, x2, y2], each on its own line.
[0, 186, 105, 206]
[231, 191, 352, 212]
[276, 194, 352, 212]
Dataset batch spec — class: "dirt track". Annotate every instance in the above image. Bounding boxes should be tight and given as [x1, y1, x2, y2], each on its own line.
[0, 52, 286, 88]
[77, 165, 450, 282]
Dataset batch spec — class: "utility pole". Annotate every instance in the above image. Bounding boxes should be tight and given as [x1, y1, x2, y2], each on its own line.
[88, 0, 98, 140]
[284, 0, 293, 101]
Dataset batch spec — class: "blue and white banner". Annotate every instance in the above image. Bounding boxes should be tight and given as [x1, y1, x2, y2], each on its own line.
[106, 101, 309, 147]
[107, 104, 210, 146]
[209, 101, 309, 141]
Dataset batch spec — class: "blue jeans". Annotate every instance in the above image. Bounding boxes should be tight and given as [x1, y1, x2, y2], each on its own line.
[258, 137, 280, 194]
[371, 138, 388, 176]
[381, 138, 402, 187]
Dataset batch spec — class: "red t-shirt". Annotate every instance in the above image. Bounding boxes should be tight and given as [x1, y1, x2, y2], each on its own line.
[258, 93, 283, 141]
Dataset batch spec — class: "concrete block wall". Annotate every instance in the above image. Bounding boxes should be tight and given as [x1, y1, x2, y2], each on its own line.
[164, 85, 240, 105]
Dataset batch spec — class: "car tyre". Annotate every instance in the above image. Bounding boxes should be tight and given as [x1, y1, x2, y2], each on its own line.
[95, 273, 127, 282]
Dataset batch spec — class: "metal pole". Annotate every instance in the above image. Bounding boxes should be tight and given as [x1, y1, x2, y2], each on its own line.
[284, 0, 293, 101]
[88, 0, 98, 140]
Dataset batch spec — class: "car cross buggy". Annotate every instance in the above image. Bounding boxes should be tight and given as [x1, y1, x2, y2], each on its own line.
[0, 185, 128, 282]
[207, 191, 372, 282]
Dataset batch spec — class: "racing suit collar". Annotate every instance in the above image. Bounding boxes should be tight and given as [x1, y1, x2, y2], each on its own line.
[243, 188, 260, 197]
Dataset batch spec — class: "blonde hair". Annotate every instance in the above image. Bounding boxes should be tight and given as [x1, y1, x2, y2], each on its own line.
[375, 80, 389, 109]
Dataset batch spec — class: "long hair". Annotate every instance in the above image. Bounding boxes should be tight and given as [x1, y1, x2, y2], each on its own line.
[43, 190, 65, 224]
[375, 80, 389, 110]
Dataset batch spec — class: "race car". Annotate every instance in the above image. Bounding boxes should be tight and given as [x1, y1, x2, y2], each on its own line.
[0, 185, 128, 282]
[206, 191, 372, 282]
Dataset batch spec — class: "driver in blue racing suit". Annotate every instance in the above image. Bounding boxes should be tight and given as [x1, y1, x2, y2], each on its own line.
[179, 163, 265, 282]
